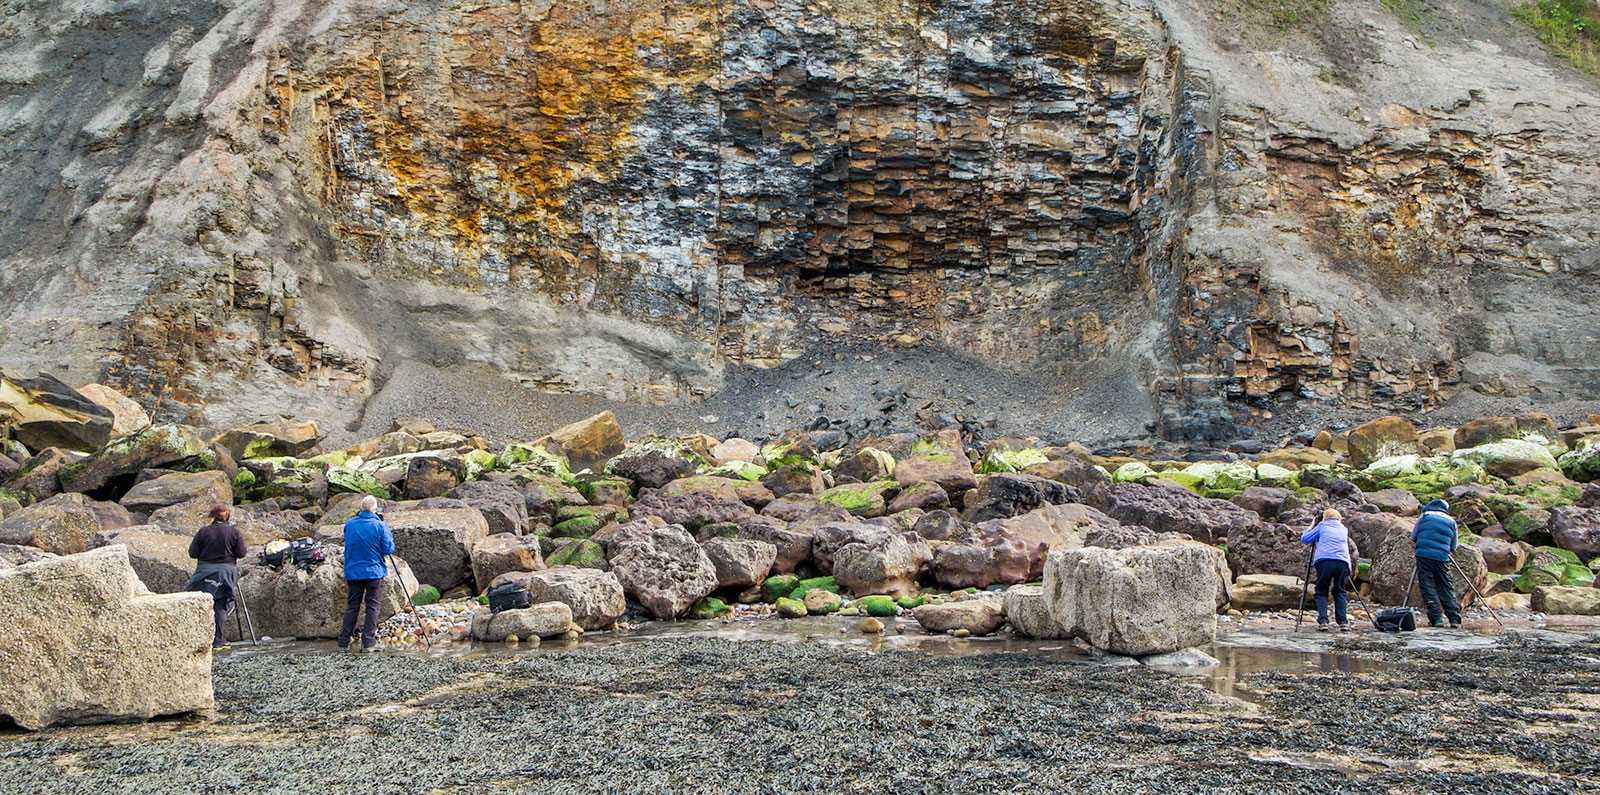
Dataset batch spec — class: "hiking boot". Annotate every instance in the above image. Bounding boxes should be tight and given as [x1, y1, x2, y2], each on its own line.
[1338, 622, 1351, 631]
[360, 644, 383, 653]
[1429, 620, 1444, 628]
[1317, 622, 1329, 632]
[1448, 620, 1461, 629]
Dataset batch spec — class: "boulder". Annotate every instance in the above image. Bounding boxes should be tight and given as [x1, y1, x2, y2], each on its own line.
[233, 504, 313, 546]
[1229, 574, 1306, 611]
[1043, 543, 1224, 656]
[631, 491, 753, 532]
[470, 533, 544, 592]
[518, 566, 626, 630]
[0, 492, 102, 554]
[803, 587, 843, 615]
[962, 473, 1077, 523]
[1549, 507, 1600, 562]
[1105, 482, 1258, 545]
[545, 538, 607, 570]
[470, 602, 574, 642]
[119, 470, 232, 516]
[605, 437, 704, 490]
[761, 463, 827, 498]
[1346, 416, 1419, 470]
[1487, 592, 1532, 611]
[91, 525, 193, 594]
[1023, 456, 1113, 509]
[0, 369, 114, 453]
[75, 384, 150, 438]
[810, 522, 895, 574]
[1225, 522, 1311, 579]
[1452, 440, 1560, 480]
[210, 421, 323, 461]
[893, 453, 977, 497]
[1369, 532, 1488, 609]
[912, 509, 975, 542]
[241, 461, 329, 511]
[0, 546, 213, 729]
[660, 475, 774, 508]
[832, 536, 918, 598]
[386, 508, 490, 591]
[606, 523, 718, 619]
[404, 455, 466, 500]
[979, 502, 1112, 554]
[1363, 489, 1421, 517]
[1530, 585, 1600, 616]
[447, 480, 530, 537]
[817, 481, 899, 518]
[735, 521, 813, 574]
[534, 411, 626, 471]
[931, 528, 1042, 589]
[1003, 584, 1069, 638]
[4, 447, 79, 504]
[1230, 486, 1294, 520]
[1454, 414, 1559, 450]
[709, 438, 760, 465]
[58, 424, 209, 499]
[833, 448, 895, 483]
[886, 481, 951, 513]
[701, 537, 777, 591]
[230, 547, 418, 640]
[1470, 536, 1528, 575]
[912, 593, 1006, 636]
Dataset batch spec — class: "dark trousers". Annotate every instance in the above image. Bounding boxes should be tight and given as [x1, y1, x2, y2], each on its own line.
[213, 605, 230, 646]
[1314, 559, 1350, 625]
[1416, 557, 1460, 625]
[339, 578, 386, 649]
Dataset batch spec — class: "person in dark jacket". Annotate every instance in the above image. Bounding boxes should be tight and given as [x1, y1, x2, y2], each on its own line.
[340, 495, 395, 652]
[1411, 498, 1461, 628]
[185, 504, 247, 648]
[1301, 508, 1359, 631]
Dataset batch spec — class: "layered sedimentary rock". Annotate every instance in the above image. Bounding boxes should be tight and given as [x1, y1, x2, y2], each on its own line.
[0, 0, 1595, 435]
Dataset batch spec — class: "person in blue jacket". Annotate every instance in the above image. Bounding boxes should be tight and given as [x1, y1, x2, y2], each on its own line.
[340, 495, 396, 652]
[1301, 508, 1358, 630]
[1411, 498, 1460, 628]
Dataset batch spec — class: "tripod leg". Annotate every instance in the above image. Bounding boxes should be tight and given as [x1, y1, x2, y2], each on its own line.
[1450, 556, 1506, 630]
[1296, 552, 1313, 631]
[237, 591, 259, 644]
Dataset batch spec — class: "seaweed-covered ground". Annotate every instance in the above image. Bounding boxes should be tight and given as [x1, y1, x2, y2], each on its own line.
[1, 631, 1598, 794]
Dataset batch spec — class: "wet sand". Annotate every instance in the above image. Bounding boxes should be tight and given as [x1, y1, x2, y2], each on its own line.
[2, 621, 1597, 794]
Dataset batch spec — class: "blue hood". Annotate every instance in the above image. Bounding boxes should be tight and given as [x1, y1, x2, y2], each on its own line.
[1423, 498, 1450, 514]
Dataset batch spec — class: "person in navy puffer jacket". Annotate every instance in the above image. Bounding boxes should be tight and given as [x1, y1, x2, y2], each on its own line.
[1411, 499, 1460, 628]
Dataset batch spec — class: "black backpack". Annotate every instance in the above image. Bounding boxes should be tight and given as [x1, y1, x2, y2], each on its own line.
[487, 582, 531, 614]
[1375, 607, 1417, 633]
[289, 537, 327, 571]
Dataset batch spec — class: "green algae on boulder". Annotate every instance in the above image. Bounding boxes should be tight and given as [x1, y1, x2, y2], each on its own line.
[546, 539, 606, 569]
[788, 576, 839, 603]
[817, 481, 898, 518]
[895, 595, 927, 610]
[774, 596, 807, 618]
[762, 574, 800, 602]
[858, 594, 897, 617]
[411, 585, 441, 606]
[57, 424, 207, 498]
[1111, 462, 1157, 483]
[979, 447, 1049, 474]
[688, 597, 733, 619]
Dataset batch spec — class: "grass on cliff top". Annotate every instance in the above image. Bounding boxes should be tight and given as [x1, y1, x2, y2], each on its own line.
[1514, 0, 1600, 74]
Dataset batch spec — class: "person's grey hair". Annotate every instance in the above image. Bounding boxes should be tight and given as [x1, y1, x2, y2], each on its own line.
[361, 495, 379, 513]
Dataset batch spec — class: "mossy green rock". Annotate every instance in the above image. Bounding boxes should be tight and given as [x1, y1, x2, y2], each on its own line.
[552, 515, 603, 539]
[895, 595, 927, 610]
[1562, 564, 1595, 588]
[762, 574, 800, 602]
[411, 585, 441, 606]
[1514, 547, 1573, 593]
[546, 539, 606, 569]
[858, 595, 897, 617]
[689, 597, 733, 619]
[775, 597, 807, 619]
[788, 576, 839, 603]
[1501, 508, 1552, 541]
[1558, 440, 1600, 482]
[325, 466, 391, 499]
[817, 481, 897, 517]
[696, 521, 740, 540]
[1111, 461, 1157, 483]
[979, 447, 1049, 474]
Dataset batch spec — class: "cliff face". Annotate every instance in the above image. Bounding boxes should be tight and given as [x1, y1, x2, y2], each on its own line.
[0, 0, 1595, 437]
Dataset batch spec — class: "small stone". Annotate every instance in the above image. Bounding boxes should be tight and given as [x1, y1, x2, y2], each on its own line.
[952, 628, 971, 638]
[861, 617, 885, 633]
[504, 635, 519, 645]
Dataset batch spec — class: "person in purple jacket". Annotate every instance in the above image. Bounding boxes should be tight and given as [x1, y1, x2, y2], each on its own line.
[1301, 508, 1358, 631]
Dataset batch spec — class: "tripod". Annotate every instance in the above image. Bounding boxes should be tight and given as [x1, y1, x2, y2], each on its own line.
[231, 586, 259, 645]
[1403, 556, 1507, 630]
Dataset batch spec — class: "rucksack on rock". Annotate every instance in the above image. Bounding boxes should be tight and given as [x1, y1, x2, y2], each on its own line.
[486, 581, 531, 614]
[288, 537, 327, 571]
[1375, 607, 1417, 633]
[259, 538, 291, 568]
